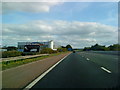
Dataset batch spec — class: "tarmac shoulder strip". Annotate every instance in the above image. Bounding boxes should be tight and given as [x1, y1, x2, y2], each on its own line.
[23, 53, 71, 89]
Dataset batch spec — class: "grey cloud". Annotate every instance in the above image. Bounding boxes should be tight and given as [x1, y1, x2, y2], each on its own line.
[2, 20, 118, 48]
[2, 2, 59, 14]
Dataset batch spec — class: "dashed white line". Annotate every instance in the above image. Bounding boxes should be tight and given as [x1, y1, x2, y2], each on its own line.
[114, 58, 118, 60]
[23, 53, 71, 89]
[86, 58, 90, 60]
[101, 67, 111, 73]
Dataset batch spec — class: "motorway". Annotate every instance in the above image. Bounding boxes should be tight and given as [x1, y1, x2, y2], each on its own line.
[30, 51, 119, 88]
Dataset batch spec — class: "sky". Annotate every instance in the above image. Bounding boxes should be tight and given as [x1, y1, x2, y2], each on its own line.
[1, 0, 119, 48]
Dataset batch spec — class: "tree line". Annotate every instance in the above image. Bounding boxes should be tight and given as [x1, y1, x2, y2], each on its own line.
[83, 44, 120, 51]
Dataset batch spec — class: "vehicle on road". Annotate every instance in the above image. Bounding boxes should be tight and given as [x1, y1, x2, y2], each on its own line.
[73, 51, 75, 53]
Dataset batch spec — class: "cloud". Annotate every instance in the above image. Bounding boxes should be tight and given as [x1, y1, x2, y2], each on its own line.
[2, 0, 119, 2]
[2, 20, 118, 48]
[2, 2, 60, 14]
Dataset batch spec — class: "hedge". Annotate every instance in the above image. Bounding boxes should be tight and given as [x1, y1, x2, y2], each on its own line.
[2, 51, 22, 58]
[40, 48, 58, 54]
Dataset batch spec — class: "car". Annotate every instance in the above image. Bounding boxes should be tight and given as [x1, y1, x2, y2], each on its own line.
[73, 51, 75, 53]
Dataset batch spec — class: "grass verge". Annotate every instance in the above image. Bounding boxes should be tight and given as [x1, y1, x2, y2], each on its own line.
[1, 52, 69, 71]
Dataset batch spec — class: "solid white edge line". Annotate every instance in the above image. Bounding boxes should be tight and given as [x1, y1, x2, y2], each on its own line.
[101, 67, 111, 73]
[23, 53, 71, 89]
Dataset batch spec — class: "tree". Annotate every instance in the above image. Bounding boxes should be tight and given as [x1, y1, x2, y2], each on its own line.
[61, 46, 66, 48]
[108, 44, 120, 51]
[66, 44, 73, 51]
[83, 44, 108, 51]
[83, 43, 120, 51]
[83, 47, 91, 51]
[7, 46, 17, 51]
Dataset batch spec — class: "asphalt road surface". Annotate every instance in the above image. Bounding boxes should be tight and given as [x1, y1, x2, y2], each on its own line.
[31, 51, 119, 88]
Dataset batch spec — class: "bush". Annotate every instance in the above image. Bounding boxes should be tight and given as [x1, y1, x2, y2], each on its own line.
[57, 48, 67, 52]
[51, 50, 58, 53]
[40, 48, 58, 54]
[21, 52, 39, 56]
[2, 51, 22, 58]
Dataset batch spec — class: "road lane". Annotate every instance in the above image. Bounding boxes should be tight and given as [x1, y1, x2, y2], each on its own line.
[77, 51, 118, 74]
[2, 52, 71, 88]
[31, 52, 118, 88]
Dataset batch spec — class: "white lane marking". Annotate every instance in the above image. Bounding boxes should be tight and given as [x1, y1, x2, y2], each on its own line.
[23, 53, 71, 89]
[101, 67, 111, 73]
[86, 58, 90, 60]
[114, 58, 118, 60]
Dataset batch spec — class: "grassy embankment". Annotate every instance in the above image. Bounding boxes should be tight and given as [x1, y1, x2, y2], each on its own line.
[1, 51, 69, 70]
